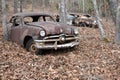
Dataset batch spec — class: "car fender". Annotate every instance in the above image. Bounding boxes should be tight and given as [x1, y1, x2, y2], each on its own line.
[20, 27, 40, 46]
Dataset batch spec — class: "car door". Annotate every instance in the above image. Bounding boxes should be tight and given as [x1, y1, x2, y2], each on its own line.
[10, 16, 22, 44]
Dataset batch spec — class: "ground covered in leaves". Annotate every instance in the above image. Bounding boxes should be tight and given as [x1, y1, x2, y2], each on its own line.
[0, 20, 120, 80]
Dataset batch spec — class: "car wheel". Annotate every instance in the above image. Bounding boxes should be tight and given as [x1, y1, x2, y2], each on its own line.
[79, 22, 86, 27]
[35, 49, 43, 55]
[26, 39, 42, 54]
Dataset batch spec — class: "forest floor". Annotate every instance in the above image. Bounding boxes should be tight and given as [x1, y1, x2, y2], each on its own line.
[0, 20, 120, 80]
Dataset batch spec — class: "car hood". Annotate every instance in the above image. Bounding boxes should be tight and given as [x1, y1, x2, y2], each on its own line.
[27, 22, 74, 35]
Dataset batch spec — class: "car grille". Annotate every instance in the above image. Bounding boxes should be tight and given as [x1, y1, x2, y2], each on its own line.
[43, 34, 77, 44]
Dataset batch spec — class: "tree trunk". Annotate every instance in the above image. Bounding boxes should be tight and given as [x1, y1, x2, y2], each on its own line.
[114, 6, 120, 44]
[31, 0, 34, 11]
[65, 0, 68, 16]
[1, 0, 8, 40]
[82, 0, 85, 13]
[98, 0, 103, 17]
[108, 0, 117, 25]
[49, 0, 53, 15]
[14, 0, 18, 13]
[92, 0, 106, 39]
[20, 0, 22, 12]
[59, 0, 67, 24]
[42, 0, 45, 13]
[72, 0, 75, 12]
[78, 0, 81, 12]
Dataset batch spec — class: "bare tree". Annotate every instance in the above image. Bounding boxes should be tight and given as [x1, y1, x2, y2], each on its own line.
[59, 0, 67, 24]
[14, 0, 18, 13]
[108, 0, 117, 25]
[65, 0, 68, 17]
[42, 0, 45, 13]
[78, 0, 81, 12]
[82, 0, 85, 13]
[1, 0, 8, 40]
[49, 0, 53, 15]
[114, 6, 120, 44]
[92, 0, 107, 40]
[31, 0, 34, 11]
[20, 0, 22, 12]
[98, 0, 103, 17]
[72, 0, 75, 12]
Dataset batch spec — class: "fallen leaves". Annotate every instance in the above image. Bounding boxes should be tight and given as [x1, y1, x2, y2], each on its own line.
[0, 20, 120, 79]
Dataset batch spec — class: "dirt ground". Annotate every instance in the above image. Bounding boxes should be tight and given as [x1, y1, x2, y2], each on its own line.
[0, 20, 120, 80]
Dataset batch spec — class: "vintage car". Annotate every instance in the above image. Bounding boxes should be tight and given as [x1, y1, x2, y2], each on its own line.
[55, 14, 78, 26]
[76, 14, 98, 28]
[7, 12, 79, 54]
[55, 13, 98, 28]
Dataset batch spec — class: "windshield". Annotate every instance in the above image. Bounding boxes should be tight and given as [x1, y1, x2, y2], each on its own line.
[23, 15, 55, 24]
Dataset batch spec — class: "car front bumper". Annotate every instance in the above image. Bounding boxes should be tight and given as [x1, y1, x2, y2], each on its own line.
[34, 36, 79, 50]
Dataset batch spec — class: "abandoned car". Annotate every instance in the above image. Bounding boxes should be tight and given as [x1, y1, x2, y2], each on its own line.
[7, 12, 79, 54]
[55, 14, 76, 26]
[76, 14, 98, 28]
[55, 13, 98, 28]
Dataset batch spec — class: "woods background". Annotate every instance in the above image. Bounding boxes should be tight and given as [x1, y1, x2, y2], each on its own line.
[0, 0, 120, 23]
[1, 0, 120, 80]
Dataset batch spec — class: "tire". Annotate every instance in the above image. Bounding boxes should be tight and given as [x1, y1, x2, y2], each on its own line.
[79, 22, 87, 27]
[35, 49, 43, 55]
[26, 39, 43, 54]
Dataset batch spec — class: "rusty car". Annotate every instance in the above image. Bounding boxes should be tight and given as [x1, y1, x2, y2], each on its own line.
[7, 12, 79, 54]
[55, 13, 98, 28]
[75, 14, 98, 28]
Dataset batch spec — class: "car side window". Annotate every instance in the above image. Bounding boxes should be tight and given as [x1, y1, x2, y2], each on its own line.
[10, 17, 21, 27]
[24, 17, 33, 24]
[45, 16, 53, 21]
[38, 16, 54, 22]
[14, 17, 21, 26]
[38, 16, 44, 22]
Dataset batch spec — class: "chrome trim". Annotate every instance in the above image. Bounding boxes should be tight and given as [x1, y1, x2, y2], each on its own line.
[43, 34, 75, 40]
[34, 34, 79, 49]
[35, 41, 79, 49]
[35, 37, 79, 43]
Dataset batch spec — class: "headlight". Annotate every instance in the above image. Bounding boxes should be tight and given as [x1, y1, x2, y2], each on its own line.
[74, 28, 79, 35]
[93, 20, 97, 24]
[40, 30, 45, 37]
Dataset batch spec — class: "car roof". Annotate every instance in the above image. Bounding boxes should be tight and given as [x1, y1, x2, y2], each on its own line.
[13, 12, 52, 17]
